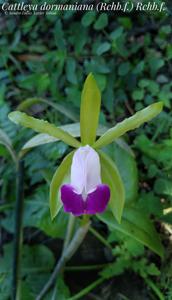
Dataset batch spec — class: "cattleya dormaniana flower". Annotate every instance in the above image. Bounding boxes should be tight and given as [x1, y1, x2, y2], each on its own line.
[8, 73, 163, 223]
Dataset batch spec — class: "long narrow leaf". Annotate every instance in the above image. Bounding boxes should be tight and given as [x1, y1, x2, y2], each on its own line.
[99, 151, 125, 223]
[94, 102, 163, 149]
[80, 73, 101, 145]
[50, 151, 74, 219]
[98, 208, 164, 257]
[17, 97, 78, 122]
[8, 111, 81, 148]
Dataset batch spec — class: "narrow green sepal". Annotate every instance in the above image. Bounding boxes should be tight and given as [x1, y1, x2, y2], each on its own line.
[99, 150, 125, 223]
[8, 111, 81, 148]
[80, 73, 101, 145]
[94, 102, 163, 149]
[50, 151, 74, 220]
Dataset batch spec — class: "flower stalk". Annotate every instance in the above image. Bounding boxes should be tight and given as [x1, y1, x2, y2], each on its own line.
[36, 218, 90, 300]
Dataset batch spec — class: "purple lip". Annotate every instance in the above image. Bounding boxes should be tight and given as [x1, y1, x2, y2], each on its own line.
[61, 184, 110, 216]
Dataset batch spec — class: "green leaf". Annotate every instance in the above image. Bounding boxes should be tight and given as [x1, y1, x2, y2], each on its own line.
[0, 243, 55, 298]
[22, 245, 55, 297]
[147, 81, 159, 96]
[139, 79, 150, 88]
[94, 74, 107, 92]
[23, 186, 68, 239]
[109, 143, 138, 203]
[96, 42, 111, 56]
[118, 62, 131, 76]
[146, 263, 161, 276]
[80, 73, 101, 145]
[134, 134, 172, 167]
[22, 244, 55, 275]
[138, 192, 163, 218]
[38, 210, 69, 239]
[99, 151, 125, 223]
[18, 73, 50, 93]
[21, 123, 108, 152]
[0, 243, 55, 276]
[0, 244, 14, 299]
[50, 151, 74, 219]
[94, 102, 163, 149]
[54, 20, 66, 51]
[148, 57, 164, 75]
[98, 207, 164, 257]
[110, 27, 123, 40]
[132, 89, 144, 101]
[154, 178, 172, 196]
[17, 97, 78, 122]
[66, 58, 77, 84]
[119, 17, 132, 29]
[45, 276, 71, 300]
[133, 61, 145, 74]
[8, 111, 81, 148]
[21, 282, 34, 300]
[81, 11, 96, 27]
[100, 257, 128, 279]
[94, 13, 108, 30]
[55, 276, 71, 300]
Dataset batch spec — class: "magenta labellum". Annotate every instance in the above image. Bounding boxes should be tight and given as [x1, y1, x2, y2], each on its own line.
[60, 145, 110, 216]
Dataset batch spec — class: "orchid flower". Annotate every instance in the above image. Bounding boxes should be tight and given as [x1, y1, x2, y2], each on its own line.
[8, 73, 163, 223]
[61, 145, 110, 216]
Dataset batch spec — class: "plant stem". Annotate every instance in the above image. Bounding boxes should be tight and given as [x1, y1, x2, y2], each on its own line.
[12, 160, 24, 300]
[89, 227, 113, 251]
[36, 220, 90, 300]
[63, 214, 75, 251]
[67, 277, 105, 300]
[144, 278, 164, 300]
[65, 263, 109, 272]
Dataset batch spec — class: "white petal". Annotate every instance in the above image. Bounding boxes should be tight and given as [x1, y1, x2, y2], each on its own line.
[85, 146, 101, 193]
[71, 145, 101, 194]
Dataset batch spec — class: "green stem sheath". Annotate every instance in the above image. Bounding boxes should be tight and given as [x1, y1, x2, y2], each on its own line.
[12, 160, 24, 300]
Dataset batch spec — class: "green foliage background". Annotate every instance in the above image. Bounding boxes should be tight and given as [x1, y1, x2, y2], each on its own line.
[1, 1, 172, 299]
